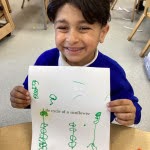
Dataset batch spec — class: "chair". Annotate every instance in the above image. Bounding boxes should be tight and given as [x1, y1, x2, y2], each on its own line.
[111, 0, 142, 22]
[21, 0, 30, 9]
[21, 0, 49, 30]
[128, 0, 150, 57]
[0, 0, 15, 40]
[139, 39, 150, 57]
[5, 0, 11, 12]
[21, 0, 49, 10]
[110, 0, 118, 10]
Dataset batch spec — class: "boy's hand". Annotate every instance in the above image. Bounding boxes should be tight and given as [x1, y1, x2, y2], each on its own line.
[107, 99, 136, 126]
[10, 86, 31, 108]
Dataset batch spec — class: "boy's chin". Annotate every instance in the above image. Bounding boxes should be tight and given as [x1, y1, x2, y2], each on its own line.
[66, 58, 83, 66]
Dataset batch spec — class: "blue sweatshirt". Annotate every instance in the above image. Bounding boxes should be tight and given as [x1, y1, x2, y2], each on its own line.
[23, 48, 142, 124]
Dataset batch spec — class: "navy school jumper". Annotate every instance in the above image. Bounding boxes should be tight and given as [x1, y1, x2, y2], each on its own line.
[23, 48, 142, 124]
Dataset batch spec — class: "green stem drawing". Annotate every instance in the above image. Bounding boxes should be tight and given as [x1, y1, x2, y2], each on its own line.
[87, 112, 102, 150]
[38, 109, 48, 150]
[68, 122, 77, 149]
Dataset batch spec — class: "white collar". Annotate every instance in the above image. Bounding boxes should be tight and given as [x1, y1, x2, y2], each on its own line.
[58, 50, 99, 66]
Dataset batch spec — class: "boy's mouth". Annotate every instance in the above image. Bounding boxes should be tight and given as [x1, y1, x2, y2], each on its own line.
[64, 47, 83, 52]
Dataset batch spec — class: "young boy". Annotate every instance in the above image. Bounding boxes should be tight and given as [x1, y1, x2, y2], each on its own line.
[10, 0, 142, 126]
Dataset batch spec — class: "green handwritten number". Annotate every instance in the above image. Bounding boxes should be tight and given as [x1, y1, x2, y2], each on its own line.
[68, 135, 77, 149]
[69, 128, 77, 132]
[32, 80, 39, 99]
[68, 122, 77, 149]
[69, 122, 76, 128]
[39, 140, 47, 150]
[49, 94, 57, 105]
[32, 80, 39, 86]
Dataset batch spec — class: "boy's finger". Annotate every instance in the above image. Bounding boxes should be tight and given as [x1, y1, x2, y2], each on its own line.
[115, 118, 134, 126]
[10, 96, 31, 104]
[108, 105, 135, 113]
[114, 112, 135, 120]
[107, 99, 132, 107]
[14, 86, 29, 96]
[10, 90, 30, 100]
[11, 102, 30, 108]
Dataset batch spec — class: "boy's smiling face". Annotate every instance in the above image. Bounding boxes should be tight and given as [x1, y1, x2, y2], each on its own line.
[54, 4, 109, 66]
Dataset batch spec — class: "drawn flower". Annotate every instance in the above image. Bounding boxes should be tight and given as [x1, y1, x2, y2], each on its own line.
[40, 109, 48, 117]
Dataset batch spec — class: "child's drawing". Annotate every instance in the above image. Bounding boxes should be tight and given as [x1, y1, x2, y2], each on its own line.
[29, 66, 110, 150]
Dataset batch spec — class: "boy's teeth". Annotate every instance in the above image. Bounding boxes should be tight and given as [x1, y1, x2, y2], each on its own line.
[68, 48, 79, 51]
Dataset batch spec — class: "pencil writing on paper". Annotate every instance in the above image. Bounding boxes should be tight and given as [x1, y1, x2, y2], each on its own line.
[73, 80, 85, 100]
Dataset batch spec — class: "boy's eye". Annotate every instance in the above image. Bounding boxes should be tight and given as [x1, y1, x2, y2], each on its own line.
[56, 26, 69, 32]
[79, 26, 91, 31]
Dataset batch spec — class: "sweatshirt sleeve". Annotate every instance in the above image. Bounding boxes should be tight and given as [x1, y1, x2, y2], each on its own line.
[110, 64, 142, 124]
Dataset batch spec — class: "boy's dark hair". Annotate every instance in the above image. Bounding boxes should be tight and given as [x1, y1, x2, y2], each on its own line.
[47, 0, 111, 27]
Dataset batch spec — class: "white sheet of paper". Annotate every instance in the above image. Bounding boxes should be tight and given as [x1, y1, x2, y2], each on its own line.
[29, 66, 110, 150]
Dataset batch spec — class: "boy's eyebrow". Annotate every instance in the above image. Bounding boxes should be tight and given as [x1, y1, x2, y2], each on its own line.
[54, 19, 88, 24]
[54, 19, 67, 24]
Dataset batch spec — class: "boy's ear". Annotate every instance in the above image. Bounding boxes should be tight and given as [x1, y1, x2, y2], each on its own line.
[99, 24, 109, 43]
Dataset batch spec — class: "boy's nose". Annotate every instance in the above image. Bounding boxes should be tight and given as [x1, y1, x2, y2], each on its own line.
[66, 29, 79, 44]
